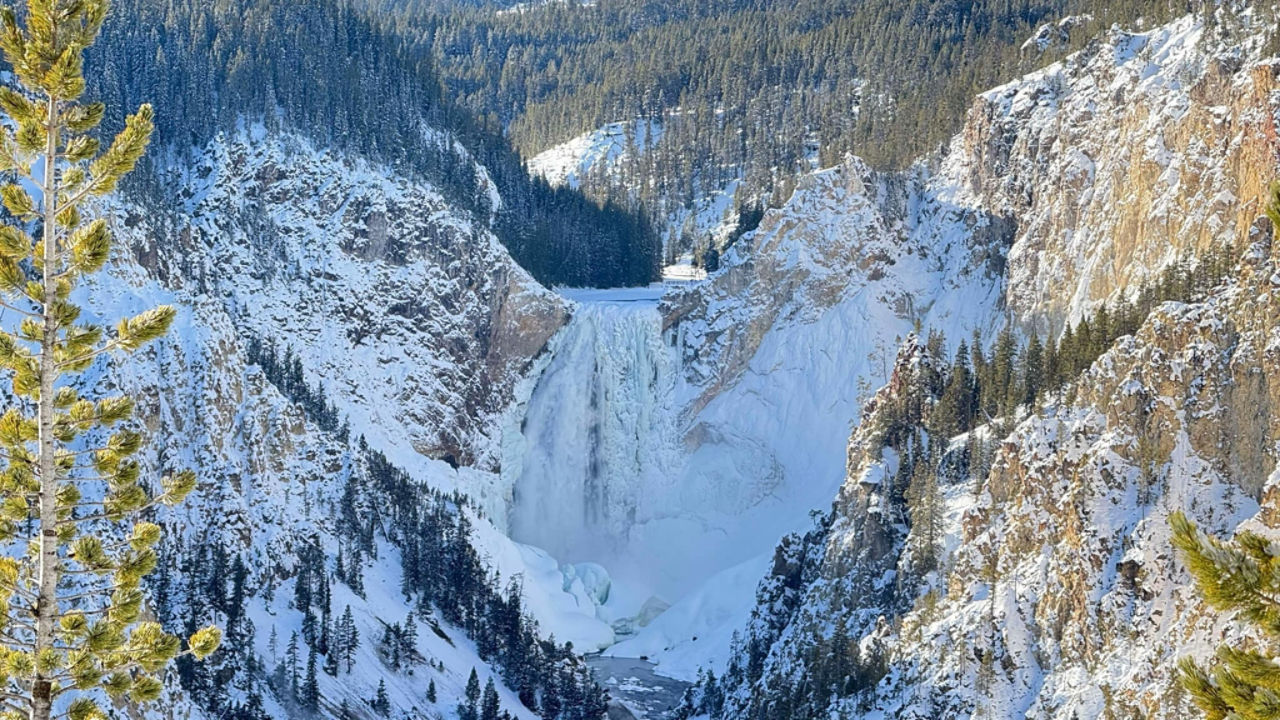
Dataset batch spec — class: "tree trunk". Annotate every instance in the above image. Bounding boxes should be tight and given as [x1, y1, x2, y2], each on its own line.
[33, 92, 61, 720]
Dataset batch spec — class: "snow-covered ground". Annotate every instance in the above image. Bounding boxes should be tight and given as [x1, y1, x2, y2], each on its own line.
[661, 256, 707, 283]
[528, 118, 747, 260]
[528, 120, 663, 190]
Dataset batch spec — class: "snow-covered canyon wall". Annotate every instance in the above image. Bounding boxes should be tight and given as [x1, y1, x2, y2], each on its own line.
[495, 6, 1280, 695]
[138, 129, 568, 477]
[490, 157, 1010, 674]
[78, 9, 1280, 718]
[954, 12, 1280, 329]
[677, 9, 1280, 720]
[71, 125, 627, 719]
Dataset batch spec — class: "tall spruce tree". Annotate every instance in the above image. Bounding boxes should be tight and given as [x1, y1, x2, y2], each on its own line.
[0, 2, 219, 719]
[481, 677, 500, 720]
[459, 668, 481, 720]
[1171, 511, 1280, 719]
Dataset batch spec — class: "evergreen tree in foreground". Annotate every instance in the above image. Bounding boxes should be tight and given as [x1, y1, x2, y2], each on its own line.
[1171, 511, 1280, 719]
[0, 2, 219, 719]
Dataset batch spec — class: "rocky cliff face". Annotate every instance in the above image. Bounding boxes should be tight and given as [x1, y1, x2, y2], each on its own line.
[66, 126, 590, 719]
[681, 9, 1280, 720]
[128, 130, 567, 476]
[856, 217, 1280, 720]
[663, 157, 1005, 422]
[956, 14, 1280, 329]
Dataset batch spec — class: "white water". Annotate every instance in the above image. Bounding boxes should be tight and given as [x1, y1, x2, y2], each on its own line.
[509, 289, 681, 576]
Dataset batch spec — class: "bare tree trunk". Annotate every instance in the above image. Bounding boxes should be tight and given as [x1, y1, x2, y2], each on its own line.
[33, 91, 60, 720]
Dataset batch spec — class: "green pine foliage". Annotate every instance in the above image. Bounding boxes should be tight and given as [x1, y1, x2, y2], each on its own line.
[372, 0, 1201, 243]
[372, 678, 390, 716]
[0, 2, 219, 719]
[481, 676, 501, 720]
[81, 0, 659, 289]
[1171, 511, 1280, 720]
[459, 668, 481, 720]
[1042, 244, 1237, 396]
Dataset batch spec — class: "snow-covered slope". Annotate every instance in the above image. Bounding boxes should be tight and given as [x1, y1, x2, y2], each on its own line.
[64, 124, 633, 719]
[673, 9, 1280, 719]
[527, 120, 662, 191]
[145, 128, 565, 480]
[73, 270, 560, 719]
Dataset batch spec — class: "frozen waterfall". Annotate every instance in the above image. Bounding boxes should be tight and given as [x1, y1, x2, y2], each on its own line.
[508, 288, 681, 570]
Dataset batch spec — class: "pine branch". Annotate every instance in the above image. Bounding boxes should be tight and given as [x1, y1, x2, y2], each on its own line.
[0, 628, 35, 649]
[53, 586, 124, 604]
[47, 650, 199, 699]
[0, 581, 38, 603]
[57, 493, 173, 528]
[0, 299, 39, 319]
[5, 615, 36, 632]
[54, 338, 119, 369]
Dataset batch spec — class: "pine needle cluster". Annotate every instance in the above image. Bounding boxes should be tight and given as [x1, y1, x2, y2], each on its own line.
[1172, 511, 1280, 720]
[0, 2, 219, 719]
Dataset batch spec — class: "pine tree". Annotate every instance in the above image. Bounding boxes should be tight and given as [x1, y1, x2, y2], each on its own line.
[905, 462, 942, 573]
[991, 328, 1018, 416]
[348, 550, 366, 598]
[0, 3, 220, 719]
[1171, 511, 1280, 719]
[403, 613, 418, 652]
[341, 605, 359, 673]
[459, 668, 481, 720]
[302, 647, 320, 711]
[1022, 331, 1044, 406]
[287, 631, 301, 700]
[323, 617, 339, 676]
[481, 677, 501, 720]
[1058, 323, 1077, 379]
[427, 678, 437, 703]
[372, 678, 390, 716]
[1043, 330, 1061, 392]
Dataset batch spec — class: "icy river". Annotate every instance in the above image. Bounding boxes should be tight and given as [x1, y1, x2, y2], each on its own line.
[587, 655, 692, 719]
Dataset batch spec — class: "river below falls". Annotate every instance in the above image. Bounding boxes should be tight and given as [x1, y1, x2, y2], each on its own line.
[587, 655, 692, 719]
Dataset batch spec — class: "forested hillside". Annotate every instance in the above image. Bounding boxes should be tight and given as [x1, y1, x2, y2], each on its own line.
[84, 0, 660, 288]
[373, 0, 1244, 249]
